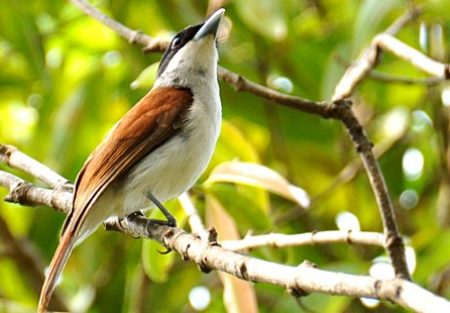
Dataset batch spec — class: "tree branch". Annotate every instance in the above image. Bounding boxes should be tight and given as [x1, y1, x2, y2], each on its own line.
[1, 146, 450, 311]
[0, 170, 71, 213]
[221, 230, 385, 251]
[332, 7, 421, 101]
[315, 124, 407, 202]
[332, 7, 449, 101]
[178, 192, 205, 233]
[106, 213, 450, 313]
[0, 144, 69, 189]
[334, 54, 446, 86]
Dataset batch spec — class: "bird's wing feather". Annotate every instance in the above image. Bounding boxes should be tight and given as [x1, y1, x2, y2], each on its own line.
[62, 86, 193, 236]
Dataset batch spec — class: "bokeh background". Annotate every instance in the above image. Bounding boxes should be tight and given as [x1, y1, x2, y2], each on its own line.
[1, 0, 450, 312]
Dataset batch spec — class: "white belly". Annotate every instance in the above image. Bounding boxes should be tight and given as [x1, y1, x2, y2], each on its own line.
[118, 95, 220, 215]
[121, 133, 214, 212]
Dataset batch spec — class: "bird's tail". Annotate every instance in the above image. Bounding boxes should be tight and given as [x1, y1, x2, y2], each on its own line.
[38, 228, 76, 312]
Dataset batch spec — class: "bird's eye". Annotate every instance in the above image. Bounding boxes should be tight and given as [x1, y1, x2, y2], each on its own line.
[171, 36, 182, 49]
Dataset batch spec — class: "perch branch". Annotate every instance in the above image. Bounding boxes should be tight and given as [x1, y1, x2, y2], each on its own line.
[1, 147, 449, 311]
[106, 214, 450, 313]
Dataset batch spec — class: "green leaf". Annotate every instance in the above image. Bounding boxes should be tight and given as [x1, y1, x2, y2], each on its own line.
[130, 62, 159, 90]
[141, 199, 184, 283]
[141, 239, 175, 283]
[353, 0, 401, 55]
[234, 0, 287, 41]
[206, 183, 271, 231]
[211, 120, 260, 166]
[205, 161, 310, 207]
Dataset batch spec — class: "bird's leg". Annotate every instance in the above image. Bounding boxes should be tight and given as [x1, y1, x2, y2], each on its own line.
[145, 191, 177, 227]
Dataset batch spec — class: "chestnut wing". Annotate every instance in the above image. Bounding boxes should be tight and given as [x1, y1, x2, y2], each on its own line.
[63, 87, 193, 235]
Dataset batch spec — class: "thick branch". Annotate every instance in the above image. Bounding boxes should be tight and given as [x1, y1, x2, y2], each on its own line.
[106, 214, 450, 313]
[1, 150, 449, 311]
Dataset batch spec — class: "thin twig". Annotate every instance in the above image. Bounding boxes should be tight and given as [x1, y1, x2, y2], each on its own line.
[368, 71, 445, 85]
[178, 192, 205, 233]
[375, 33, 450, 78]
[332, 7, 422, 101]
[334, 54, 446, 86]
[221, 230, 385, 251]
[69, 0, 168, 52]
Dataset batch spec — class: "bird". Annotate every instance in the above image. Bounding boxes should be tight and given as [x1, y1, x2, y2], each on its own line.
[38, 8, 225, 312]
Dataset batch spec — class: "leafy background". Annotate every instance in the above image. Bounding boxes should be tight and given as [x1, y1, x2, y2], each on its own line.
[0, 0, 449, 312]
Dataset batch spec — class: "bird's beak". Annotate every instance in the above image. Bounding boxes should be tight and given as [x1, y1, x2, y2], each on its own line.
[194, 8, 225, 40]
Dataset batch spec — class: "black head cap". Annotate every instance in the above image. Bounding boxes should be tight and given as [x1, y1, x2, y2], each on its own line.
[157, 23, 202, 77]
[157, 9, 225, 77]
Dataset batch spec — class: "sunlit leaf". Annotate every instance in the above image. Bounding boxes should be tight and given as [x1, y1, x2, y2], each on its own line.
[141, 237, 175, 283]
[206, 195, 258, 313]
[206, 183, 271, 231]
[205, 161, 310, 207]
[353, 0, 401, 55]
[212, 120, 260, 165]
[234, 0, 287, 41]
[130, 62, 159, 90]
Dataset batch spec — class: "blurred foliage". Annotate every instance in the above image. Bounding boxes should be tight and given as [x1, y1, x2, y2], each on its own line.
[1, 0, 450, 312]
